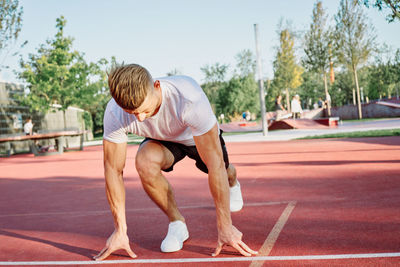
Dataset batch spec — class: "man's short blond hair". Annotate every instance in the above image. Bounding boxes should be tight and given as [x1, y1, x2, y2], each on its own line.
[108, 64, 153, 110]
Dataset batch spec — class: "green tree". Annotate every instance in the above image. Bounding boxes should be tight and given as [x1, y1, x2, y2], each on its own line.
[297, 70, 323, 109]
[234, 49, 256, 77]
[166, 68, 181, 76]
[215, 50, 260, 120]
[75, 57, 113, 134]
[271, 28, 303, 112]
[303, 1, 333, 115]
[200, 62, 229, 112]
[394, 49, 400, 89]
[361, 0, 400, 22]
[18, 16, 96, 129]
[334, 0, 376, 119]
[0, 0, 24, 69]
[216, 74, 259, 120]
[201, 62, 229, 83]
[330, 69, 359, 106]
[367, 46, 400, 99]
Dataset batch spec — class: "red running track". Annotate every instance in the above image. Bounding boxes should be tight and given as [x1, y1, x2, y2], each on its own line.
[0, 137, 400, 266]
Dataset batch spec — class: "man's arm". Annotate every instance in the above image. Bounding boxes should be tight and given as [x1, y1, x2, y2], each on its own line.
[193, 124, 257, 257]
[94, 139, 136, 261]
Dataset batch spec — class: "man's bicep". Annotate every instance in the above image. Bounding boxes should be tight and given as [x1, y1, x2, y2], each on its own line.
[103, 139, 127, 172]
[103, 103, 129, 143]
[184, 93, 217, 137]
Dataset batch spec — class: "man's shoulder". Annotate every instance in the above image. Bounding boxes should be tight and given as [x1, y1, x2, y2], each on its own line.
[105, 98, 120, 113]
[104, 99, 125, 122]
[159, 75, 204, 103]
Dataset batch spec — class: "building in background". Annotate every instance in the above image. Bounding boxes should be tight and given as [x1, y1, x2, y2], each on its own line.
[0, 82, 92, 155]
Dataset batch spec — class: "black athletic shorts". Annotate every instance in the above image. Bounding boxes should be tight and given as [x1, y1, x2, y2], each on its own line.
[139, 130, 230, 174]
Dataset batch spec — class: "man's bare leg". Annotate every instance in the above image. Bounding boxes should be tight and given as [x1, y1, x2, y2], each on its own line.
[135, 140, 184, 222]
[136, 140, 189, 252]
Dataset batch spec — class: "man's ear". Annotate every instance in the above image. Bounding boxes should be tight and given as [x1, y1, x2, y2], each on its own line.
[154, 80, 161, 89]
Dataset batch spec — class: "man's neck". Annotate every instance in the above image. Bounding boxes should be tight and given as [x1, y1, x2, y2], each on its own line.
[151, 87, 162, 117]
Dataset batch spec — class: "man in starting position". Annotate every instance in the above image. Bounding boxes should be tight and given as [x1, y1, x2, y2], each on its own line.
[94, 64, 257, 260]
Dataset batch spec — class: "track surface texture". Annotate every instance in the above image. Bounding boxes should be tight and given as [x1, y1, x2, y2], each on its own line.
[1, 137, 399, 266]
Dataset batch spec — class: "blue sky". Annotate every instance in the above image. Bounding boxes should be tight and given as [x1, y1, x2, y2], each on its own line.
[1, 0, 399, 84]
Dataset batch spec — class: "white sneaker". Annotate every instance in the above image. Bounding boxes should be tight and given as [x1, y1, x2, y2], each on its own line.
[230, 181, 244, 212]
[160, 220, 189, 253]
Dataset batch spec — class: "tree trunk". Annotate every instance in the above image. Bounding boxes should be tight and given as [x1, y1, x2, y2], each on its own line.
[63, 109, 69, 148]
[323, 72, 331, 117]
[353, 67, 363, 119]
[285, 88, 291, 113]
[63, 110, 67, 130]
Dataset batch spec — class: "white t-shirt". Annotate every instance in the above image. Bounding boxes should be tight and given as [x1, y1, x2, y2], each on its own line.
[291, 99, 303, 113]
[103, 75, 217, 146]
[24, 121, 33, 134]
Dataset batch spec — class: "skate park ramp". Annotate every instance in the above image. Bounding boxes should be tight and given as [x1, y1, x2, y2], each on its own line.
[268, 119, 329, 130]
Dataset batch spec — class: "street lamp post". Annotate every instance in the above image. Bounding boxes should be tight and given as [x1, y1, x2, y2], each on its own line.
[254, 24, 268, 136]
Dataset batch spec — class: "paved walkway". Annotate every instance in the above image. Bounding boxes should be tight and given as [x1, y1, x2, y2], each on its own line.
[223, 118, 400, 142]
[83, 118, 400, 146]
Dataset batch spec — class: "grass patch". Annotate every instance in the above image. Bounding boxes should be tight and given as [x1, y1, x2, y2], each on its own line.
[91, 133, 143, 142]
[342, 117, 395, 123]
[299, 128, 400, 140]
[222, 130, 259, 136]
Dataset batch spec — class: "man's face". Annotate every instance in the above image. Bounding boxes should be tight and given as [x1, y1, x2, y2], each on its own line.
[123, 82, 161, 122]
[123, 94, 154, 121]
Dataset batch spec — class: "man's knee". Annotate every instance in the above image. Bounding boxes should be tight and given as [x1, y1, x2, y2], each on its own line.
[135, 141, 172, 183]
[136, 144, 162, 179]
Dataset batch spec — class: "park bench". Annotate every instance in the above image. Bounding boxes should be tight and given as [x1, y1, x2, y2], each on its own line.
[0, 130, 85, 157]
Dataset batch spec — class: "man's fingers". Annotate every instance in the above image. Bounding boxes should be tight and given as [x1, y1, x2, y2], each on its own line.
[93, 246, 108, 260]
[212, 242, 223, 257]
[94, 247, 136, 261]
[232, 243, 251, 257]
[94, 247, 113, 261]
[125, 245, 137, 259]
[239, 240, 258, 255]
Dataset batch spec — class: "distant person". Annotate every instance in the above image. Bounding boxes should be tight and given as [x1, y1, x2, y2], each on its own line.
[318, 98, 324, 108]
[24, 117, 34, 135]
[291, 95, 303, 119]
[219, 113, 225, 124]
[95, 64, 257, 261]
[245, 110, 251, 121]
[275, 95, 286, 121]
[24, 117, 44, 151]
[325, 93, 331, 108]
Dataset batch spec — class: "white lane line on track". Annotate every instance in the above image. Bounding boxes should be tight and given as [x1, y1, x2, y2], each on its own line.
[0, 201, 290, 218]
[0, 252, 400, 265]
[249, 201, 297, 267]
